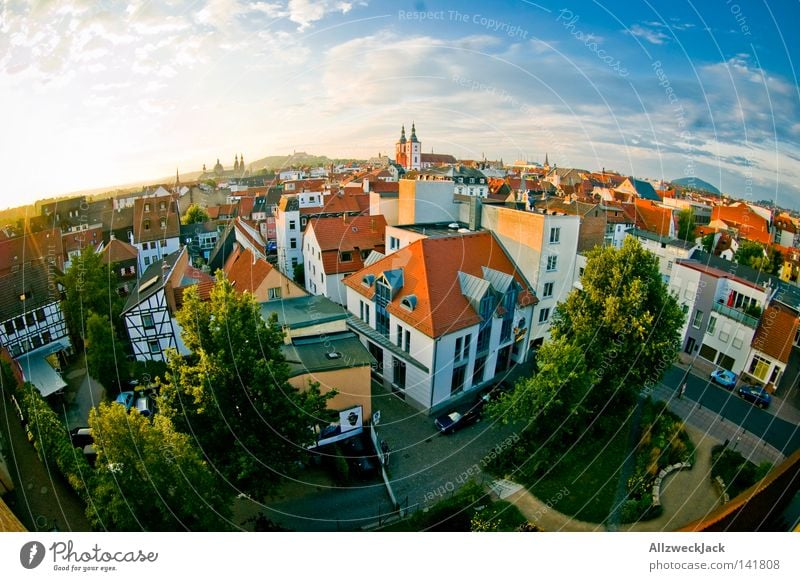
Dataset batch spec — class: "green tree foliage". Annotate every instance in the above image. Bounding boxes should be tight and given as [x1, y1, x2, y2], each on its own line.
[550, 237, 684, 412]
[734, 240, 766, 268]
[60, 246, 124, 346]
[182, 204, 210, 225]
[489, 336, 594, 439]
[161, 276, 335, 498]
[676, 208, 696, 242]
[87, 402, 232, 531]
[701, 233, 715, 253]
[293, 262, 305, 285]
[85, 313, 129, 389]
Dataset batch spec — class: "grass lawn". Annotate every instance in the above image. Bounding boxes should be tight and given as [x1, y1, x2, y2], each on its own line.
[521, 419, 633, 524]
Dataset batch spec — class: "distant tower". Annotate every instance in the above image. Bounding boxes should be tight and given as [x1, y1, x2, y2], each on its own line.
[409, 122, 421, 170]
[175, 168, 181, 192]
[544, 152, 550, 170]
[239, 153, 245, 175]
[234, 154, 240, 173]
[395, 125, 407, 168]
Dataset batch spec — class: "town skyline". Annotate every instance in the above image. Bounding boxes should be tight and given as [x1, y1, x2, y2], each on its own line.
[2, 1, 798, 208]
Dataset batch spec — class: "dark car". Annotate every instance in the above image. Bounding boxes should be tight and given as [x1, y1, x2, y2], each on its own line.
[738, 385, 771, 408]
[69, 427, 93, 448]
[341, 435, 379, 478]
[434, 399, 485, 435]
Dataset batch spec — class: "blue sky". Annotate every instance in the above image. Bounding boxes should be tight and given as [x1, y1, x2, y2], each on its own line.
[1, 0, 798, 208]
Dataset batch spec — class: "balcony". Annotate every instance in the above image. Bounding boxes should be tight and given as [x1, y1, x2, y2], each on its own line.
[712, 302, 759, 328]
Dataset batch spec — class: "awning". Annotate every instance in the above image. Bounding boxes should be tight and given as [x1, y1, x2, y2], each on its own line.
[16, 339, 69, 397]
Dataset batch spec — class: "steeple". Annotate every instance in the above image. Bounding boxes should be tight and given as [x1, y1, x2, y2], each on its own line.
[544, 152, 549, 168]
[239, 153, 244, 172]
[399, 125, 407, 144]
[410, 121, 418, 143]
[234, 154, 239, 172]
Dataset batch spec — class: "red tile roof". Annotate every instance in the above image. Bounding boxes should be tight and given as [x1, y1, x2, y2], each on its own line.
[133, 195, 180, 243]
[101, 237, 138, 264]
[0, 228, 64, 274]
[299, 191, 369, 216]
[308, 215, 386, 275]
[775, 213, 797, 234]
[223, 247, 275, 294]
[752, 303, 798, 364]
[633, 199, 674, 237]
[343, 231, 537, 338]
[367, 180, 399, 194]
[711, 204, 771, 245]
[174, 280, 215, 309]
[62, 226, 103, 254]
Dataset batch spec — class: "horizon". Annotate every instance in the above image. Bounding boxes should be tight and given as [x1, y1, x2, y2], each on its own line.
[2, 1, 798, 209]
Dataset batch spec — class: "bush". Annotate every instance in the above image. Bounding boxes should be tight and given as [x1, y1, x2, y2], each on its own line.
[710, 446, 772, 498]
[619, 497, 657, 524]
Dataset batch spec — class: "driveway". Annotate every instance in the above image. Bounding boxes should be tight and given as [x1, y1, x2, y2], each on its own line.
[60, 354, 106, 430]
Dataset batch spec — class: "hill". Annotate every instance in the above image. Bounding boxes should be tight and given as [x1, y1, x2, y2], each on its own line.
[670, 177, 721, 196]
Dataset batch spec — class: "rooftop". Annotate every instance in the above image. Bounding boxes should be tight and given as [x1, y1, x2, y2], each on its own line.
[260, 294, 348, 330]
[282, 331, 374, 377]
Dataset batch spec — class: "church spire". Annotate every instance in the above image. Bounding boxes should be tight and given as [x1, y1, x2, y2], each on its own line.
[399, 125, 407, 144]
[544, 152, 549, 168]
[410, 121, 418, 143]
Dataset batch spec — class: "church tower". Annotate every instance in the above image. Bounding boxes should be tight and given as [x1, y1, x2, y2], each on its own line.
[408, 122, 421, 170]
[395, 125, 407, 168]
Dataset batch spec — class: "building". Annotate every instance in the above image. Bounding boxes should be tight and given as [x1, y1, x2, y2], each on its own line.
[342, 231, 537, 413]
[417, 165, 489, 198]
[303, 215, 387, 304]
[0, 260, 70, 360]
[121, 248, 213, 362]
[627, 228, 698, 283]
[180, 221, 221, 266]
[395, 123, 422, 171]
[62, 226, 103, 270]
[223, 247, 305, 303]
[100, 235, 139, 295]
[131, 194, 181, 273]
[709, 203, 772, 245]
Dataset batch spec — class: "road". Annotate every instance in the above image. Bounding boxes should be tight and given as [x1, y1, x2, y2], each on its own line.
[662, 366, 800, 456]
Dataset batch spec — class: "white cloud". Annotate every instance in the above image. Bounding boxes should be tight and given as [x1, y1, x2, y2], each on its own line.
[627, 24, 669, 45]
[288, 0, 363, 31]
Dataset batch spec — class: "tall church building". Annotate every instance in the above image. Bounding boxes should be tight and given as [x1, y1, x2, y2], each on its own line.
[395, 123, 421, 171]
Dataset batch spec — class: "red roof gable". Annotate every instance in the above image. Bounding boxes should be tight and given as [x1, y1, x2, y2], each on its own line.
[711, 204, 771, 245]
[223, 247, 275, 294]
[752, 303, 798, 364]
[343, 231, 536, 338]
[308, 215, 386, 276]
[633, 199, 673, 237]
[0, 228, 64, 274]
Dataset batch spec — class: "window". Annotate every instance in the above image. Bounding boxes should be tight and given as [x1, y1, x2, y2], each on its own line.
[477, 326, 491, 352]
[455, 335, 470, 361]
[3, 321, 14, 335]
[732, 331, 744, 349]
[389, 236, 400, 250]
[144, 203, 151, 212]
[31, 335, 42, 348]
[142, 242, 150, 250]
[289, 220, 296, 230]
[340, 251, 352, 262]
[14, 317, 25, 331]
[748, 355, 770, 381]
[667, 260, 673, 271]
[681, 304, 689, 315]
[394, 357, 406, 390]
[36, 309, 46, 322]
[396, 324, 402, 348]
[451, 364, 467, 395]
[538, 307, 550, 324]
[472, 356, 486, 386]
[706, 315, 717, 335]
[290, 238, 297, 249]
[159, 201, 166, 211]
[268, 287, 281, 300]
[148, 340, 160, 354]
[160, 239, 167, 247]
[291, 257, 298, 267]
[25, 312, 35, 327]
[692, 310, 703, 329]
[549, 227, 560, 244]
[579, 267, 585, 277]
[143, 219, 150, 231]
[361, 302, 370, 325]
[405, 330, 411, 353]
[41, 330, 51, 344]
[142, 314, 155, 329]
[542, 282, 554, 298]
[546, 255, 558, 271]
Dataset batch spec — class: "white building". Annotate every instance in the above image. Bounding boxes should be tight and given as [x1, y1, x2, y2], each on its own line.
[627, 228, 699, 283]
[131, 194, 181, 273]
[343, 231, 537, 413]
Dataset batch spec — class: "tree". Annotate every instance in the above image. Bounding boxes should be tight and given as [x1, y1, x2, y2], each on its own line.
[161, 276, 335, 498]
[734, 240, 766, 268]
[550, 237, 684, 412]
[293, 262, 305, 285]
[676, 208, 696, 242]
[182, 204, 210, 225]
[87, 402, 232, 531]
[60, 246, 124, 346]
[85, 313, 129, 389]
[701, 233, 715, 253]
[489, 336, 594, 440]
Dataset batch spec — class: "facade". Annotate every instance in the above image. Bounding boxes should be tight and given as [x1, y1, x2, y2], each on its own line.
[395, 123, 422, 171]
[343, 231, 537, 413]
[121, 248, 212, 362]
[131, 194, 181, 273]
[0, 260, 70, 359]
[180, 221, 221, 266]
[100, 236, 139, 296]
[303, 215, 387, 304]
[627, 228, 698, 283]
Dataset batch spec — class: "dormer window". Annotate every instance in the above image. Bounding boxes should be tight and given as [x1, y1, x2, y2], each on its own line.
[400, 295, 417, 312]
[340, 251, 352, 262]
[362, 274, 375, 287]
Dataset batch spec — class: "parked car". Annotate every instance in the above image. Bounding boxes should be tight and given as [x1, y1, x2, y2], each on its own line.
[738, 385, 771, 409]
[267, 240, 277, 253]
[114, 391, 134, 412]
[434, 399, 485, 435]
[710, 369, 737, 389]
[69, 427, 93, 448]
[341, 435, 378, 478]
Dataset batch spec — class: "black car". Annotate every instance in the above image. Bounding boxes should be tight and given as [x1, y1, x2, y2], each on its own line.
[434, 399, 486, 434]
[69, 427, 93, 448]
[738, 385, 772, 408]
[341, 434, 379, 478]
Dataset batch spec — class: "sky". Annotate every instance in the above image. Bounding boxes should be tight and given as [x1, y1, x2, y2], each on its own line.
[1, 0, 798, 208]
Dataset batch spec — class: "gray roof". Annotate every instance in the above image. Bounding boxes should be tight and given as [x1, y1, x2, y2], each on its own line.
[628, 228, 695, 250]
[282, 331, 375, 377]
[260, 295, 347, 330]
[688, 249, 782, 289]
[482, 266, 514, 294]
[0, 260, 62, 322]
[18, 339, 70, 396]
[121, 248, 184, 313]
[458, 271, 490, 313]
